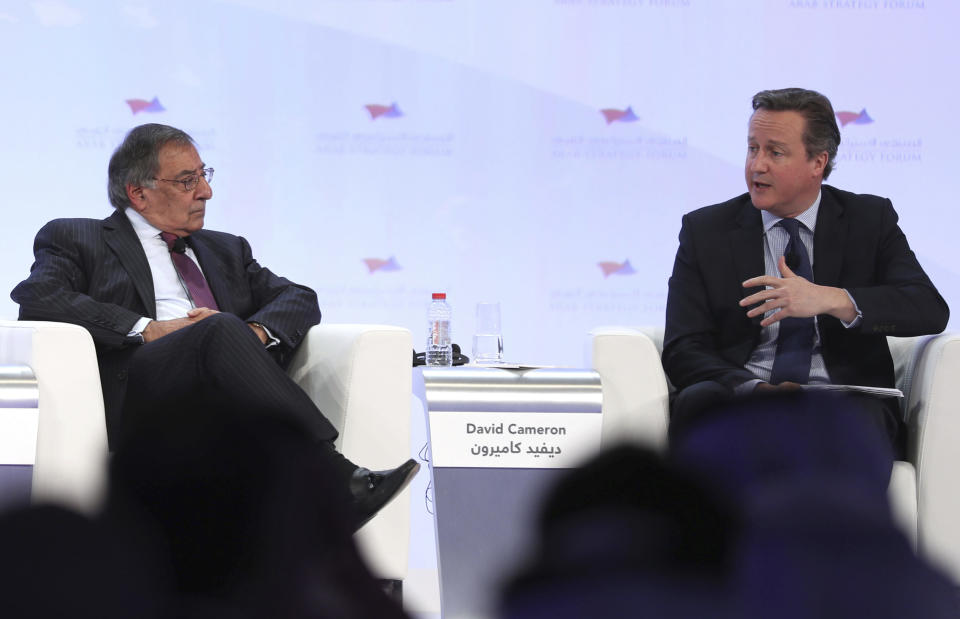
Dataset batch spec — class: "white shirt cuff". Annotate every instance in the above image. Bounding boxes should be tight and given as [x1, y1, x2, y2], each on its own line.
[128, 316, 152, 337]
[735, 378, 764, 395]
[841, 289, 863, 328]
[251, 322, 280, 348]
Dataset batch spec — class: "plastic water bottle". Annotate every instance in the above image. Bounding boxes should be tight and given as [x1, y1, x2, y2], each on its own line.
[426, 292, 452, 366]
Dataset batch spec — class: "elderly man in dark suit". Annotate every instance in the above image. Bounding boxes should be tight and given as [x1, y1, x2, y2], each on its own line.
[663, 88, 949, 451]
[11, 123, 417, 528]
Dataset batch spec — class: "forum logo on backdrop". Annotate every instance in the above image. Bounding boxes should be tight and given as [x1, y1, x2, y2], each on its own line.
[836, 108, 873, 127]
[833, 104, 922, 165]
[76, 95, 215, 151]
[600, 106, 639, 125]
[364, 257, 402, 273]
[552, 104, 686, 161]
[789, 1, 925, 11]
[126, 96, 165, 115]
[365, 102, 404, 120]
[598, 259, 636, 278]
[77, 95, 166, 149]
[316, 100, 454, 157]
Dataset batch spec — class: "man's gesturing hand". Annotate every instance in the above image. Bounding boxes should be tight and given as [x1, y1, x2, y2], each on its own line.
[142, 307, 219, 343]
[740, 256, 856, 326]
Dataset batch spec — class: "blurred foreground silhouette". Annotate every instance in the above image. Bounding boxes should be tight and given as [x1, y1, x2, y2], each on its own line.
[502, 392, 959, 618]
[0, 403, 407, 619]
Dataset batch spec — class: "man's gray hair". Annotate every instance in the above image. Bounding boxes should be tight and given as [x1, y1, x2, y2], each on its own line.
[107, 124, 195, 209]
[752, 88, 842, 180]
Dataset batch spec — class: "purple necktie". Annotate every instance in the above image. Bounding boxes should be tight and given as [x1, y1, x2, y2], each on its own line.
[160, 232, 219, 310]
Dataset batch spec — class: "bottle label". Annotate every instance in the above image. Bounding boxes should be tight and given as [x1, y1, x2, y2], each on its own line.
[430, 320, 450, 346]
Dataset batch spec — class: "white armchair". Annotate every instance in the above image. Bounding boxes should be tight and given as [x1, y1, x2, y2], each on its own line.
[287, 323, 414, 581]
[0, 319, 415, 583]
[587, 326, 670, 451]
[0, 320, 108, 514]
[587, 326, 960, 583]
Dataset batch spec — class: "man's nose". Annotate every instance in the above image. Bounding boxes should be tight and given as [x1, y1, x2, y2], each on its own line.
[749, 153, 768, 173]
[196, 175, 213, 200]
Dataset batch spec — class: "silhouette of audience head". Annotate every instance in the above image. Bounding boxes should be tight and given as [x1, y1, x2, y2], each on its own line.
[103, 401, 408, 618]
[502, 392, 959, 618]
[0, 398, 408, 618]
[671, 392, 958, 618]
[501, 444, 738, 618]
[0, 504, 169, 619]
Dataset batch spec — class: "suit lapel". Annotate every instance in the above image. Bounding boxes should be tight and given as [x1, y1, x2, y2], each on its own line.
[103, 210, 157, 318]
[730, 198, 766, 300]
[188, 233, 234, 314]
[813, 187, 846, 287]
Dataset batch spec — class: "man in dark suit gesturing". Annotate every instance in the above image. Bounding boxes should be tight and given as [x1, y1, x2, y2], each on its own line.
[663, 88, 949, 450]
[11, 123, 418, 528]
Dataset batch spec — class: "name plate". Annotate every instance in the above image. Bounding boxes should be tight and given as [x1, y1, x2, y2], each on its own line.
[0, 409, 40, 465]
[429, 411, 602, 468]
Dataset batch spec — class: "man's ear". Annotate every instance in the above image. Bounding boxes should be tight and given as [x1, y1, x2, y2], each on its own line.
[126, 184, 147, 212]
[811, 151, 829, 178]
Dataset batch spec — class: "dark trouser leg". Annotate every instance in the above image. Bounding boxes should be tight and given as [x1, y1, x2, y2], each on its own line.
[669, 381, 902, 459]
[841, 392, 903, 459]
[120, 313, 418, 531]
[122, 313, 338, 446]
[668, 380, 737, 449]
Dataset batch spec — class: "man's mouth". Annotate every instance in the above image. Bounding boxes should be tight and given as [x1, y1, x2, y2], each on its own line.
[752, 181, 771, 190]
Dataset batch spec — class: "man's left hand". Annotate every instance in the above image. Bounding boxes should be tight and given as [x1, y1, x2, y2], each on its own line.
[740, 256, 856, 326]
[753, 381, 803, 393]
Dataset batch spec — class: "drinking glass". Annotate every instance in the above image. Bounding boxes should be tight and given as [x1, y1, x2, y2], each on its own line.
[472, 302, 504, 364]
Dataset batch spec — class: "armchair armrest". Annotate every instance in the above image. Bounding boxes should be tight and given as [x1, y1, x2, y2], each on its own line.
[286, 323, 413, 580]
[902, 332, 960, 579]
[586, 326, 669, 450]
[0, 320, 108, 514]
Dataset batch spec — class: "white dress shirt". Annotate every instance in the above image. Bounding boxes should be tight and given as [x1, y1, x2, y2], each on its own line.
[125, 208, 208, 334]
[123, 209, 279, 347]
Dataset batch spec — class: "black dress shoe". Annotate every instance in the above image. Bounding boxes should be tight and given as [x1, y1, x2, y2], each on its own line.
[350, 459, 421, 530]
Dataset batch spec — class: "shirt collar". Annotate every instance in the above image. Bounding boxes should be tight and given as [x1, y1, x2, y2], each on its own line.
[761, 188, 822, 234]
[123, 207, 165, 241]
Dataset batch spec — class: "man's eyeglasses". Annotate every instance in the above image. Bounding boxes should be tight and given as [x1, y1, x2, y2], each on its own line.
[153, 168, 214, 192]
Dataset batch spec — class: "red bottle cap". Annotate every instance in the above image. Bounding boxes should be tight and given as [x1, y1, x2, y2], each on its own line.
[432, 293, 446, 300]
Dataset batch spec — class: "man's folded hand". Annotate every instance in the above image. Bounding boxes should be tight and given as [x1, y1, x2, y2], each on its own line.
[142, 308, 219, 343]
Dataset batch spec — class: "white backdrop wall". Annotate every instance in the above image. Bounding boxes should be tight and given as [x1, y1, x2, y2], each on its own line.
[0, 0, 954, 367]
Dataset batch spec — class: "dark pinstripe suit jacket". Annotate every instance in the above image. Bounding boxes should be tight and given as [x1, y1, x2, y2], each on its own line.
[11, 209, 321, 431]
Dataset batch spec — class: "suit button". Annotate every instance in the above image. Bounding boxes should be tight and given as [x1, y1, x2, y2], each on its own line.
[117, 370, 127, 381]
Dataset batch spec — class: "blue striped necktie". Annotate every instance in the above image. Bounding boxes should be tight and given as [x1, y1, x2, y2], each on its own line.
[769, 218, 815, 385]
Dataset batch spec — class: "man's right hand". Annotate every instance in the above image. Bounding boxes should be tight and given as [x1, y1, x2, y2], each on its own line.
[754, 381, 803, 393]
[142, 307, 219, 343]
